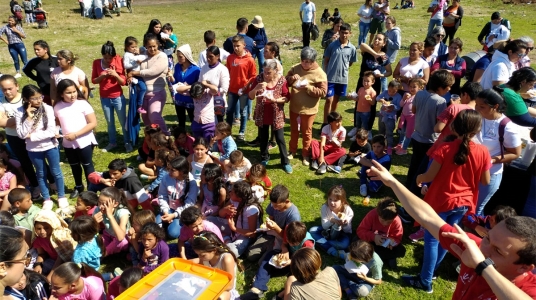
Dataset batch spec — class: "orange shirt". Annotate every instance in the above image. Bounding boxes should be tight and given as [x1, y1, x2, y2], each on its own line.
[356, 87, 376, 113]
[226, 51, 257, 94]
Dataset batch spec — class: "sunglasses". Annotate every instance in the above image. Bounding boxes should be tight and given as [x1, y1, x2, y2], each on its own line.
[517, 53, 527, 58]
[3, 251, 32, 267]
[527, 47, 534, 51]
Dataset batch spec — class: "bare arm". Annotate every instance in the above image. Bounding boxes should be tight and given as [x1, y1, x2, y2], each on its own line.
[434, 120, 447, 133]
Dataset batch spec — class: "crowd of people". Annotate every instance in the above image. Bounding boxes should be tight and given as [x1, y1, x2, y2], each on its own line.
[0, 0, 535, 299]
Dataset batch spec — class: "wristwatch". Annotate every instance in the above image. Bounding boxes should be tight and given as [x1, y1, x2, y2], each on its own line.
[475, 258, 495, 276]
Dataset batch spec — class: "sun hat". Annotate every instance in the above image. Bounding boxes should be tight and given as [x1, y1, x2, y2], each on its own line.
[251, 15, 264, 28]
[177, 44, 197, 66]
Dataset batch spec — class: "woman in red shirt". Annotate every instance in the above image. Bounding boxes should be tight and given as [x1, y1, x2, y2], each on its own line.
[402, 109, 491, 293]
[91, 41, 130, 153]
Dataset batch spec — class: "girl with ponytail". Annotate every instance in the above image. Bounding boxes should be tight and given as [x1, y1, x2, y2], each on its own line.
[407, 109, 491, 292]
[50, 262, 105, 300]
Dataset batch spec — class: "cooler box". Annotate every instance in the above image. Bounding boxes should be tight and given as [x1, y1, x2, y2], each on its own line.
[116, 258, 233, 300]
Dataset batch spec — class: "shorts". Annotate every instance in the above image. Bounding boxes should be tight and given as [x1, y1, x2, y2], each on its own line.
[327, 82, 348, 98]
[369, 19, 385, 34]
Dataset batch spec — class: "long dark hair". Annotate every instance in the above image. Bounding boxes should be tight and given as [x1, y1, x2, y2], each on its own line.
[232, 181, 264, 226]
[69, 216, 105, 256]
[192, 231, 239, 266]
[101, 41, 116, 57]
[53, 262, 105, 287]
[202, 163, 226, 207]
[169, 156, 191, 203]
[146, 19, 161, 35]
[451, 110, 482, 165]
[33, 40, 51, 58]
[0, 225, 25, 267]
[21, 84, 48, 130]
[507, 67, 536, 92]
[56, 79, 84, 102]
[0, 158, 25, 187]
[100, 186, 134, 215]
[477, 88, 506, 113]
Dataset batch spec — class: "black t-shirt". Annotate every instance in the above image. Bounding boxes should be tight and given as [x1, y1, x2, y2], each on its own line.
[22, 56, 59, 96]
[349, 141, 371, 154]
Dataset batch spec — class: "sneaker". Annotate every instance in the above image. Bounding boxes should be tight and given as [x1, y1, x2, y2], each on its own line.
[311, 160, 319, 170]
[394, 144, 402, 151]
[246, 138, 259, 146]
[268, 141, 277, 150]
[360, 184, 368, 197]
[14, 73, 22, 79]
[125, 143, 134, 153]
[347, 127, 358, 137]
[316, 163, 327, 174]
[287, 153, 294, 160]
[58, 197, 69, 209]
[283, 164, 293, 174]
[240, 288, 264, 300]
[42, 200, 54, 210]
[114, 267, 123, 277]
[387, 147, 393, 155]
[237, 133, 245, 141]
[409, 227, 425, 242]
[69, 186, 84, 199]
[261, 160, 269, 166]
[302, 158, 310, 166]
[327, 165, 341, 174]
[31, 186, 42, 200]
[233, 118, 240, 126]
[137, 107, 147, 114]
[101, 143, 117, 153]
[396, 148, 408, 155]
[432, 271, 438, 280]
[401, 275, 433, 293]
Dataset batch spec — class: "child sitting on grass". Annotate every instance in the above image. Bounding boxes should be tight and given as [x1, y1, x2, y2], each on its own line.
[178, 206, 223, 259]
[9, 188, 40, 232]
[172, 126, 195, 157]
[138, 125, 161, 162]
[357, 197, 405, 268]
[224, 150, 252, 183]
[309, 185, 354, 260]
[245, 163, 272, 203]
[310, 111, 347, 175]
[359, 134, 392, 204]
[137, 222, 169, 274]
[198, 163, 226, 217]
[74, 191, 98, 219]
[462, 205, 517, 238]
[345, 128, 371, 164]
[107, 267, 144, 300]
[139, 132, 176, 180]
[188, 137, 214, 183]
[126, 210, 155, 267]
[209, 122, 237, 163]
[333, 240, 383, 299]
[50, 262, 105, 300]
[147, 148, 176, 197]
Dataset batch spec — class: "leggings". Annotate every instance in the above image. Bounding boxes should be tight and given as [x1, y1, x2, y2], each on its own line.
[64, 145, 95, 187]
[174, 105, 194, 129]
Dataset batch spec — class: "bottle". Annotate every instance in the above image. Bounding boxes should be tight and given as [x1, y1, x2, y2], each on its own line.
[417, 69, 423, 78]
[362, 196, 370, 206]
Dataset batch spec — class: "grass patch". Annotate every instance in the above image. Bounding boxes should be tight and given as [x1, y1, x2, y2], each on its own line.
[1, 0, 535, 298]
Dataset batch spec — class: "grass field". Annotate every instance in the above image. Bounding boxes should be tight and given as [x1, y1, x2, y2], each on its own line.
[1, 0, 535, 298]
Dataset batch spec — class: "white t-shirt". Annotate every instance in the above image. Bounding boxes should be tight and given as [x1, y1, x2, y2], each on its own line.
[231, 200, 260, 237]
[475, 115, 521, 174]
[300, 1, 316, 23]
[479, 51, 513, 90]
[358, 4, 373, 23]
[398, 57, 430, 91]
[321, 124, 346, 147]
[198, 47, 230, 69]
[0, 94, 23, 136]
[429, 0, 445, 20]
[50, 66, 87, 86]
[54, 99, 97, 149]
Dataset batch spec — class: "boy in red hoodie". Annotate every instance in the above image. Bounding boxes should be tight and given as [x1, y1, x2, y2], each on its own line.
[357, 197, 405, 268]
[225, 35, 257, 141]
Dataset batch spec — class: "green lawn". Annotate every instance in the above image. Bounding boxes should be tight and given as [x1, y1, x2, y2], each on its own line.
[1, 0, 535, 298]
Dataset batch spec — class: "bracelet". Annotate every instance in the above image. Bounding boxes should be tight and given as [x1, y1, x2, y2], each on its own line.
[475, 258, 494, 276]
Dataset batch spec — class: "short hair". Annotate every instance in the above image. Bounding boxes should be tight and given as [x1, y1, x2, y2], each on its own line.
[339, 23, 351, 32]
[78, 191, 98, 207]
[0, 74, 17, 85]
[385, 15, 396, 24]
[290, 248, 322, 284]
[204, 30, 216, 44]
[371, 134, 386, 147]
[180, 206, 202, 226]
[229, 150, 244, 165]
[428, 70, 455, 92]
[460, 81, 483, 100]
[69, 215, 99, 243]
[363, 70, 375, 81]
[286, 221, 307, 245]
[162, 23, 173, 31]
[410, 41, 425, 53]
[491, 205, 517, 224]
[270, 184, 289, 203]
[108, 158, 127, 172]
[215, 122, 232, 136]
[356, 128, 368, 140]
[388, 80, 402, 90]
[232, 35, 245, 44]
[424, 36, 438, 48]
[491, 11, 501, 20]
[236, 17, 248, 31]
[450, 37, 463, 51]
[327, 111, 342, 123]
[503, 217, 536, 265]
[430, 26, 446, 38]
[519, 36, 534, 45]
[300, 47, 317, 61]
[348, 240, 374, 263]
[248, 163, 267, 181]
[376, 198, 398, 221]
[132, 210, 156, 227]
[263, 59, 278, 71]
[8, 188, 30, 205]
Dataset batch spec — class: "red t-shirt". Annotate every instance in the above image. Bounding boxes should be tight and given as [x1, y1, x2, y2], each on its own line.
[425, 139, 491, 214]
[427, 104, 473, 156]
[32, 236, 58, 260]
[91, 55, 126, 98]
[74, 206, 97, 218]
[174, 134, 195, 155]
[438, 224, 536, 299]
[226, 52, 257, 94]
[357, 209, 403, 245]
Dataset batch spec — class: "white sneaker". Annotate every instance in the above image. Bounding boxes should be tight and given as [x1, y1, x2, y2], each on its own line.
[14, 73, 22, 79]
[347, 127, 358, 137]
[360, 184, 368, 197]
[42, 200, 54, 210]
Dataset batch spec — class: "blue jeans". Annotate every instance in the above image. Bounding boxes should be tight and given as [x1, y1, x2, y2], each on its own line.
[156, 209, 181, 239]
[131, 77, 147, 107]
[380, 77, 388, 93]
[101, 96, 128, 145]
[334, 265, 373, 297]
[421, 205, 469, 286]
[309, 226, 350, 251]
[251, 47, 265, 73]
[225, 92, 247, 134]
[358, 21, 371, 46]
[227, 236, 251, 257]
[8, 43, 28, 72]
[28, 148, 65, 199]
[252, 249, 289, 291]
[379, 116, 395, 148]
[476, 172, 503, 215]
[355, 111, 371, 130]
[427, 19, 443, 36]
[359, 166, 383, 193]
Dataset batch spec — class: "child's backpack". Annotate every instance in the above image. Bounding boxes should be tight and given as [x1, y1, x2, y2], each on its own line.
[498, 117, 511, 160]
[214, 93, 226, 116]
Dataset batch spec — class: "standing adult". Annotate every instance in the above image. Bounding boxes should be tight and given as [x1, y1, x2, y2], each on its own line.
[91, 41, 131, 153]
[442, 0, 463, 45]
[0, 226, 30, 299]
[479, 39, 528, 90]
[23, 40, 59, 105]
[429, 26, 448, 61]
[321, 17, 343, 67]
[498, 67, 536, 127]
[431, 38, 466, 98]
[50, 50, 89, 103]
[516, 36, 533, 69]
[474, 89, 521, 216]
[426, 0, 445, 36]
[287, 47, 327, 165]
[247, 15, 268, 72]
[299, 0, 316, 48]
[477, 12, 511, 48]
[223, 18, 255, 54]
[248, 59, 293, 174]
[393, 41, 430, 93]
[127, 33, 169, 135]
[198, 46, 230, 124]
[0, 15, 27, 79]
[146, 19, 164, 50]
[172, 44, 200, 129]
[357, 0, 373, 46]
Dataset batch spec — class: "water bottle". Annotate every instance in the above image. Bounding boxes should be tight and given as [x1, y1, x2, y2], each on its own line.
[417, 69, 423, 78]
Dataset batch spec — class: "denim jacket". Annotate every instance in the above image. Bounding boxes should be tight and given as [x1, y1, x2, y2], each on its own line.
[211, 136, 237, 160]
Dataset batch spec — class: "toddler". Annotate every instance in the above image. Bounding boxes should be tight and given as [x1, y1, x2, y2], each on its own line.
[377, 80, 402, 154]
[346, 128, 371, 164]
[359, 135, 392, 204]
[354, 71, 376, 139]
[210, 122, 237, 163]
[224, 150, 252, 183]
[123, 36, 148, 114]
[396, 78, 424, 155]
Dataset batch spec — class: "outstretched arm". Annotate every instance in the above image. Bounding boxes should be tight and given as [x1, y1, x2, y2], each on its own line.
[366, 160, 446, 240]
